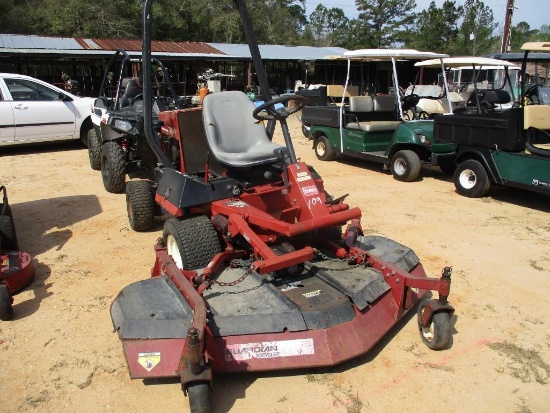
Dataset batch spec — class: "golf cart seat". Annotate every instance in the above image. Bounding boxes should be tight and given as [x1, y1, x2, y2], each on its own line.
[346, 95, 401, 132]
[466, 89, 510, 109]
[203, 91, 283, 168]
[121, 77, 143, 108]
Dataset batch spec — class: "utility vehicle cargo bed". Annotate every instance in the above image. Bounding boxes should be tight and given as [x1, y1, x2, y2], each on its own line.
[433, 108, 525, 151]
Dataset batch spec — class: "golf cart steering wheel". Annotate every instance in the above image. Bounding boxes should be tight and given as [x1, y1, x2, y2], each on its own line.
[402, 93, 420, 111]
[252, 95, 307, 121]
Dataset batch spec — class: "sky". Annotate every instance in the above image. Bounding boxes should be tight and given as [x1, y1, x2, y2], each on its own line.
[306, 0, 548, 31]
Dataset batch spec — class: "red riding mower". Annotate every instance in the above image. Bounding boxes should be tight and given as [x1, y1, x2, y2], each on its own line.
[0, 186, 34, 320]
[110, 1, 456, 412]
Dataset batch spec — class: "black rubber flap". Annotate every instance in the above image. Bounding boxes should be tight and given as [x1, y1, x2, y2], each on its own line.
[204, 267, 308, 337]
[304, 261, 389, 311]
[111, 275, 193, 340]
[355, 235, 420, 272]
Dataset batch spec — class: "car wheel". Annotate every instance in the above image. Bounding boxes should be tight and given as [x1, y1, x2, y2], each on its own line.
[101, 141, 126, 193]
[88, 129, 101, 171]
[0, 284, 14, 321]
[126, 180, 155, 232]
[0, 215, 18, 251]
[453, 160, 491, 197]
[417, 299, 451, 350]
[314, 135, 335, 161]
[187, 381, 211, 413]
[163, 216, 222, 271]
[390, 150, 421, 182]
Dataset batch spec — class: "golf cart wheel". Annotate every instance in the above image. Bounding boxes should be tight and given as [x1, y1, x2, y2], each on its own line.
[163, 216, 222, 270]
[0, 284, 14, 321]
[126, 180, 155, 231]
[187, 381, 211, 413]
[453, 160, 491, 198]
[314, 135, 335, 161]
[417, 299, 451, 350]
[390, 150, 421, 182]
[0, 214, 18, 251]
[88, 128, 101, 170]
[101, 141, 126, 193]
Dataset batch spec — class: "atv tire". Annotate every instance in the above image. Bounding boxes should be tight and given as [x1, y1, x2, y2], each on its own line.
[0, 284, 14, 321]
[163, 216, 222, 271]
[88, 128, 101, 170]
[126, 180, 155, 232]
[314, 135, 336, 161]
[101, 141, 126, 193]
[0, 214, 18, 251]
[454, 159, 491, 198]
[390, 150, 421, 182]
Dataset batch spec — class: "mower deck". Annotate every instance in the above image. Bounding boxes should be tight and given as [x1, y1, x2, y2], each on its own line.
[111, 235, 425, 379]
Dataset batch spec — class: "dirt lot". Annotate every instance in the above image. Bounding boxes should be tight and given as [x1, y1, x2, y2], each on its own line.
[1, 114, 550, 413]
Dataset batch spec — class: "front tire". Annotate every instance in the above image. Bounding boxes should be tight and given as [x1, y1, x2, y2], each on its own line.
[453, 160, 491, 197]
[0, 284, 14, 321]
[417, 300, 451, 350]
[187, 382, 211, 413]
[163, 216, 222, 270]
[126, 181, 155, 231]
[101, 141, 126, 193]
[390, 150, 421, 182]
[314, 135, 336, 161]
[88, 128, 101, 170]
[0, 214, 18, 251]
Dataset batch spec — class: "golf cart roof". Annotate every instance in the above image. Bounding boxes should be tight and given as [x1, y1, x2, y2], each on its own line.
[327, 49, 448, 61]
[415, 56, 518, 68]
[521, 42, 550, 52]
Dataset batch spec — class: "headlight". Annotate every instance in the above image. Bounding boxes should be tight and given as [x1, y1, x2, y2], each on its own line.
[113, 119, 133, 132]
[418, 134, 431, 146]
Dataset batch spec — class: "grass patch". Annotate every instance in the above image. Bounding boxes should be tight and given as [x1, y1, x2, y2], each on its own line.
[488, 341, 550, 384]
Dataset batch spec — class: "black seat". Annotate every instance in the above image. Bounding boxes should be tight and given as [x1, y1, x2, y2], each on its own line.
[121, 78, 143, 108]
[202, 91, 283, 168]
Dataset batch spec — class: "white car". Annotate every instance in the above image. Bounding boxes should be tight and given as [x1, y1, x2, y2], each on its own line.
[0, 73, 94, 147]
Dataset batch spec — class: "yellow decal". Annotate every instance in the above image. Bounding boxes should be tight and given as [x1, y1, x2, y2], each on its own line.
[138, 352, 161, 372]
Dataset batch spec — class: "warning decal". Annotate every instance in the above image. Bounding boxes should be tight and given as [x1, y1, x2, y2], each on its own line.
[138, 352, 161, 372]
[225, 338, 315, 361]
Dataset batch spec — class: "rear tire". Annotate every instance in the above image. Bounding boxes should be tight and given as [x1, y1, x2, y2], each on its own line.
[0, 214, 18, 251]
[314, 136, 336, 161]
[126, 181, 155, 231]
[390, 150, 421, 182]
[88, 128, 101, 170]
[163, 216, 222, 270]
[187, 382, 211, 413]
[418, 300, 451, 350]
[453, 160, 491, 197]
[0, 284, 14, 321]
[101, 141, 126, 193]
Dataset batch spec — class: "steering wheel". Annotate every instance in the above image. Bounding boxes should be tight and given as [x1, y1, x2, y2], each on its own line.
[401, 93, 420, 111]
[525, 83, 543, 105]
[252, 95, 307, 121]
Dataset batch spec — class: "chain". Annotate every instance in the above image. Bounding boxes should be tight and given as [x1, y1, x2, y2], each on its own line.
[211, 258, 253, 287]
[312, 248, 367, 271]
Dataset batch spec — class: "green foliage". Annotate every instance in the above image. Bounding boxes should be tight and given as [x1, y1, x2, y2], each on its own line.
[451, 0, 499, 55]
[307, 4, 350, 46]
[407, 1, 462, 54]
[354, 0, 418, 48]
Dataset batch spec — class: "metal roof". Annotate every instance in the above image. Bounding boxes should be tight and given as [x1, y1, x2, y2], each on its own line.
[0, 34, 348, 61]
[210, 43, 348, 60]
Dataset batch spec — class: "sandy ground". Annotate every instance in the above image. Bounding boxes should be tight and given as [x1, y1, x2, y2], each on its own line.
[1, 114, 550, 413]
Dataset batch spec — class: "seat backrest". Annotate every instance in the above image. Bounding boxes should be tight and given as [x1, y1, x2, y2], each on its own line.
[202, 91, 281, 167]
[326, 85, 359, 98]
[349, 96, 374, 112]
[373, 95, 395, 112]
[524, 105, 550, 130]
